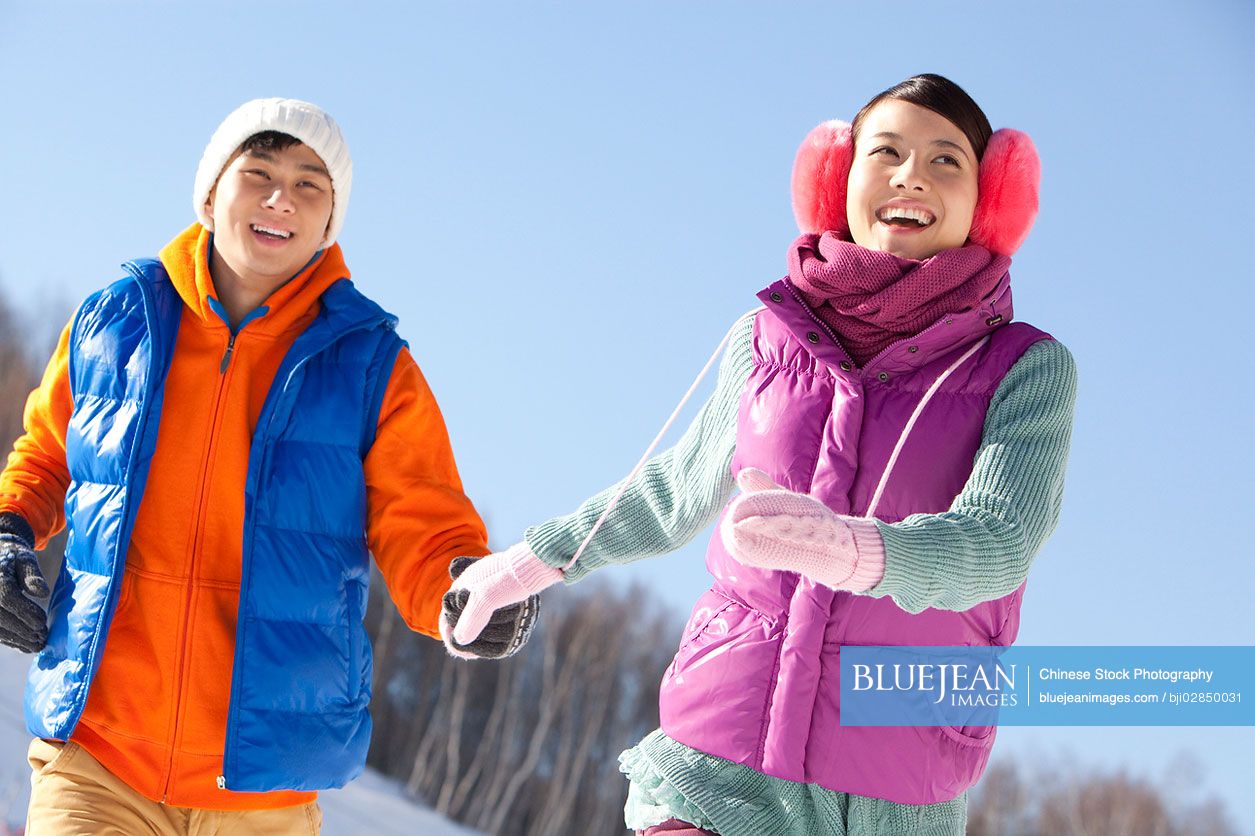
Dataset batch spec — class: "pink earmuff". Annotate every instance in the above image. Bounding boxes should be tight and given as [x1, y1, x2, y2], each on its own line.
[791, 119, 1040, 257]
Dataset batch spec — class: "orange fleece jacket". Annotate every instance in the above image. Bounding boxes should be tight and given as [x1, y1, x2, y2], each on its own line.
[0, 224, 490, 809]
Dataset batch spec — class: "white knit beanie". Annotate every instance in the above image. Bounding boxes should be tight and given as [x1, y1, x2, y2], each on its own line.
[193, 98, 352, 248]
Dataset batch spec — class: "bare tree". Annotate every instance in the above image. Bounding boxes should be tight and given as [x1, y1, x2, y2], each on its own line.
[530, 590, 627, 836]
[435, 661, 472, 814]
[406, 653, 456, 799]
[0, 286, 69, 589]
[360, 571, 679, 835]
[484, 605, 593, 836]
[447, 659, 513, 816]
[968, 752, 1239, 836]
[470, 656, 529, 833]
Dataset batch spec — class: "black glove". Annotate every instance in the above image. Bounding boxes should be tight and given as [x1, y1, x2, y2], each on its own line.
[440, 556, 541, 660]
[0, 512, 50, 653]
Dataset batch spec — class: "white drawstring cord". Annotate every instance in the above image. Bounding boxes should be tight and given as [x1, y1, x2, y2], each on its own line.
[864, 336, 990, 519]
[563, 309, 762, 572]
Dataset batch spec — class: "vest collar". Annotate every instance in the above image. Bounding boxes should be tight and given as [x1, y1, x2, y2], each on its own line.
[757, 272, 1014, 378]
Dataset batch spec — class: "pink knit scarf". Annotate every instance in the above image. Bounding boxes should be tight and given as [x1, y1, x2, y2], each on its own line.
[786, 232, 1011, 367]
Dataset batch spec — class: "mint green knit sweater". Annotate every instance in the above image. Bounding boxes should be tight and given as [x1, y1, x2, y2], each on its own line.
[525, 310, 1078, 836]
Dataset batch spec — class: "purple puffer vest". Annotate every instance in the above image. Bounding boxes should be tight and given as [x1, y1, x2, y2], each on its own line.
[658, 273, 1050, 805]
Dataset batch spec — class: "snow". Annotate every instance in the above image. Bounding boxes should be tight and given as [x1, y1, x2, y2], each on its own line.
[319, 769, 481, 836]
[1, 647, 479, 835]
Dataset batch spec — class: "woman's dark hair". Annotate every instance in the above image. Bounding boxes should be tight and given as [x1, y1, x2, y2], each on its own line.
[850, 74, 992, 161]
[237, 130, 302, 155]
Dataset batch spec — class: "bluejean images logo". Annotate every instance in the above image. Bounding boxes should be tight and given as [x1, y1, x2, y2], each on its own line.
[839, 646, 1255, 727]
[841, 646, 1011, 727]
[851, 654, 1017, 706]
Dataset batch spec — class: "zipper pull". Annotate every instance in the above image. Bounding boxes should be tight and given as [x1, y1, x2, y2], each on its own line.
[219, 334, 236, 374]
[216, 775, 227, 790]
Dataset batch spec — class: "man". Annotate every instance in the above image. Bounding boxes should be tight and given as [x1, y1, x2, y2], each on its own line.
[0, 98, 533, 834]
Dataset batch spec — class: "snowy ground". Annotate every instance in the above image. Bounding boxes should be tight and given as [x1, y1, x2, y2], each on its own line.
[0, 648, 479, 835]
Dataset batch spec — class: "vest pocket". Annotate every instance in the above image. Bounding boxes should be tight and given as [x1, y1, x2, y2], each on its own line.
[939, 721, 996, 746]
[666, 589, 774, 681]
[659, 591, 780, 756]
[673, 590, 738, 657]
[112, 569, 135, 614]
[345, 582, 368, 705]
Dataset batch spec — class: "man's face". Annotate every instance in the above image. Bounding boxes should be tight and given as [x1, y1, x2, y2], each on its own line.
[204, 142, 334, 289]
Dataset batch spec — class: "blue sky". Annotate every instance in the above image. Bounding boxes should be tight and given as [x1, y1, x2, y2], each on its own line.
[2, 0, 1253, 827]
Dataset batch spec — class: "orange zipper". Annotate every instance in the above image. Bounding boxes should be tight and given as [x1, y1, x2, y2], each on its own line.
[158, 331, 238, 802]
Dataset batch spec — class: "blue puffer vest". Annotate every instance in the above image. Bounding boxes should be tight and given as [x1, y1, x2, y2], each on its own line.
[23, 257, 404, 792]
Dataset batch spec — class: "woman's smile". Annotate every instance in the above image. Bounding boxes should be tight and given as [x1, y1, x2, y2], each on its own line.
[846, 99, 979, 260]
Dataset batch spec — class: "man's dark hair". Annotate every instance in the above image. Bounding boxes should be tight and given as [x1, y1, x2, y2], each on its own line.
[237, 130, 303, 156]
[851, 74, 993, 162]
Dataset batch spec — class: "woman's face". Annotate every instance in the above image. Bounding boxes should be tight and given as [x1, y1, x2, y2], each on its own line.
[846, 99, 979, 260]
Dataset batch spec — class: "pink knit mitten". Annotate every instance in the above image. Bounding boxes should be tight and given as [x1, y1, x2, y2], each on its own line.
[442, 542, 563, 651]
[720, 468, 885, 592]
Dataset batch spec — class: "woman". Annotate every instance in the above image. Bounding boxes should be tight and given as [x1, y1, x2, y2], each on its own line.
[443, 74, 1077, 835]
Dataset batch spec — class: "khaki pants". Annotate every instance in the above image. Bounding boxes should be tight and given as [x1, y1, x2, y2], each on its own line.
[26, 739, 322, 836]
